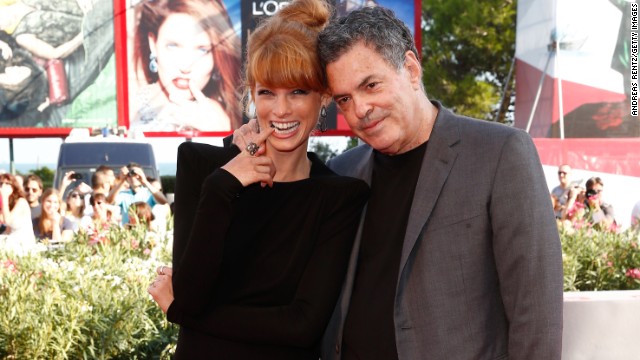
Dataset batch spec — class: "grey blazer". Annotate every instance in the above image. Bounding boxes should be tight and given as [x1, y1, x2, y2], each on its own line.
[322, 102, 563, 360]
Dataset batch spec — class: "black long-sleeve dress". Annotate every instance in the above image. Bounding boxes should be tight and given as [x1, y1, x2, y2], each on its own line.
[168, 142, 369, 359]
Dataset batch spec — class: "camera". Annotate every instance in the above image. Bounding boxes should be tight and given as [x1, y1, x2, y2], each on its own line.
[585, 189, 598, 198]
[70, 173, 83, 180]
[127, 166, 136, 177]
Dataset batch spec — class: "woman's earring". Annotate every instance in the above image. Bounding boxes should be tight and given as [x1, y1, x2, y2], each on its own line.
[317, 105, 328, 132]
[149, 53, 158, 73]
[210, 67, 221, 82]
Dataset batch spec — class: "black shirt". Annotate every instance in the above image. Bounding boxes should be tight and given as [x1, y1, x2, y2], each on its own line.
[343, 141, 427, 360]
[167, 143, 369, 360]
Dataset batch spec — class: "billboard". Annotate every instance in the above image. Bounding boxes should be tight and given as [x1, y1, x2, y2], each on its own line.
[515, 0, 636, 138]
[0, 0, 419, 138]
[0, 0, 117, 136]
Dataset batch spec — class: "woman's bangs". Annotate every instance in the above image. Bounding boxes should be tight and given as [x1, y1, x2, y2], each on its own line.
[251, 44, 322, 90]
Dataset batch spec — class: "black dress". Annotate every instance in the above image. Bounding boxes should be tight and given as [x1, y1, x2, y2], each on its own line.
[168, 142, 369, 359]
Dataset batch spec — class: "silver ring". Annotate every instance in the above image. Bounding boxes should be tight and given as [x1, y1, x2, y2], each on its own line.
[246, 142, 259, 156]
[160, 266, 165, 275]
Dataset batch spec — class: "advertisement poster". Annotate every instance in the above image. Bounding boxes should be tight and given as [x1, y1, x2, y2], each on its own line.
[515, 0, 637, 138]
[1, 0, 417, 137]
[0, 0, 117, 133]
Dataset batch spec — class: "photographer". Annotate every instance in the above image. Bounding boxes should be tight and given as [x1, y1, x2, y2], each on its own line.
[107, 162, 167, 225]
[562, 177, 616, 231]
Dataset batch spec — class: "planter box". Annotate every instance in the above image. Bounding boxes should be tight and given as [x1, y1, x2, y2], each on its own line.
[563, 290, 640, 359]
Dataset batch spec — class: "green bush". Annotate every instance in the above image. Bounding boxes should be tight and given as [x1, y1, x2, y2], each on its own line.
[0, 225, 177, 359]
[562, 227, 640, 291]
[2, 218, 640, 358]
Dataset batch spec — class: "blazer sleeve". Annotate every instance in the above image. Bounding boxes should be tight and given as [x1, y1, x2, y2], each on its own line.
[168, 142, 242, 322]
[490, 130, 564, 359]
[172, 180, 369, 348]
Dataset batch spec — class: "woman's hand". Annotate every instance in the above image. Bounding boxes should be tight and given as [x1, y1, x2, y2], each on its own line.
[148, 265, 174, 314]
[222, 126, 275, 187]
[232, 119, 270, 157]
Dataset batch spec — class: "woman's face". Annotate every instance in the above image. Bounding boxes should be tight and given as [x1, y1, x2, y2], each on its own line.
[149, 13, 214, 102]
[93, 199, 107, 219]
[42, 194, 60, 216]
[254, 83, 327, 154]
[67, 192, 83, 210]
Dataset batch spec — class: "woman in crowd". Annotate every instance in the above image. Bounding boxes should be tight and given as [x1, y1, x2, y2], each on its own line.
[0, 173, 35, 253]
[127, 201, 154, 231]
[147, 0, 370, 358]
[130, 0, 242, 132]
[63, 189, 84, 231]
[32, 188, 74, 244]
[79, 192, 118, 235]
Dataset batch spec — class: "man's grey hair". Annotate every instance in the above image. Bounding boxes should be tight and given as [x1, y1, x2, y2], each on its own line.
[318, 6, 419, 71]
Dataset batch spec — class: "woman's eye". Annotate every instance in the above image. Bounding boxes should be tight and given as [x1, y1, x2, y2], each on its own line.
[197, 47, 211, 55]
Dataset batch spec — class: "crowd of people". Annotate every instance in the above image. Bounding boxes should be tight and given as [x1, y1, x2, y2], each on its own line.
[0, 163, 171, 254]
[550, 164, 634, 232]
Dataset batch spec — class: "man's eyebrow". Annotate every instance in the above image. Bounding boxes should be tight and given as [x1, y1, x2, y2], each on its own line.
[332, 75, 376, 101]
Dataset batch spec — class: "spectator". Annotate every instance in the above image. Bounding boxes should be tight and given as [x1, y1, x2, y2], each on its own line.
[564, 176, 616, 230]
[108, 163, 167, 224]
[63, 189, 85, 231]
[83, 167, 120, 218]
[32, 188, 74, 245]
[127, 201, 155, 231]
[23, 174, 43, 219]
[0, 173, 36, 254]
[550, 164, 574, 218]
[95, 165, 116, 190]
[79, 193, 119, 236]
[57, 170, 91, 213]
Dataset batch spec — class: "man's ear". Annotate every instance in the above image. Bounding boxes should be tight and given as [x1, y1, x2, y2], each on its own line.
[404, 51, 422, 89]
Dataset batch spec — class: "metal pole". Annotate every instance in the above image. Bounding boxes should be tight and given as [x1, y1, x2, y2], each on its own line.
[525, 49, 554, 133]
[9, 138, 15, 175]
[556, 40, 565, 139]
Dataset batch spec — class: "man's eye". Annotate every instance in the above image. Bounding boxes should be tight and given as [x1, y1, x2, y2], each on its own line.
[336, 97, 350, 105]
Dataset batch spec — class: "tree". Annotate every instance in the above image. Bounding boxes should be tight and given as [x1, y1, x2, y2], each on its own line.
[422, 0, 516, 123]
[309, 139, 338, 163]
[28, 166, 55, 189]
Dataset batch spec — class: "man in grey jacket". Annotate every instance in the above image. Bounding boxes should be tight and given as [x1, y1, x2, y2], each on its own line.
[317, 5, 563, 360]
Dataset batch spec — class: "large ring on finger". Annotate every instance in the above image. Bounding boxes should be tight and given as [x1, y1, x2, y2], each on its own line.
[159, 266, 165, 275]
[246, 142, 259, 156]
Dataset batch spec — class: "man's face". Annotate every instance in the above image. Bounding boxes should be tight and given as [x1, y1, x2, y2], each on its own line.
[326, 42, 425, 155]
[24, 180, 42, 205]
[557, 166, 571, 187]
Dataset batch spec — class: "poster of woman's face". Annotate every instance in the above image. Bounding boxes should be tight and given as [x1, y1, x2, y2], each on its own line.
[0, 0, 117, 129]
[127, 0, 242, 134]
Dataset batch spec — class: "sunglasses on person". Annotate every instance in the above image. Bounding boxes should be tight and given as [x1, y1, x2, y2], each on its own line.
[558, 171, 568, 176]
[25, 187, 40, 193]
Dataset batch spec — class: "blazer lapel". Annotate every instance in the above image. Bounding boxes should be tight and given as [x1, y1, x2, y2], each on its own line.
[398, 106, 460, 276]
